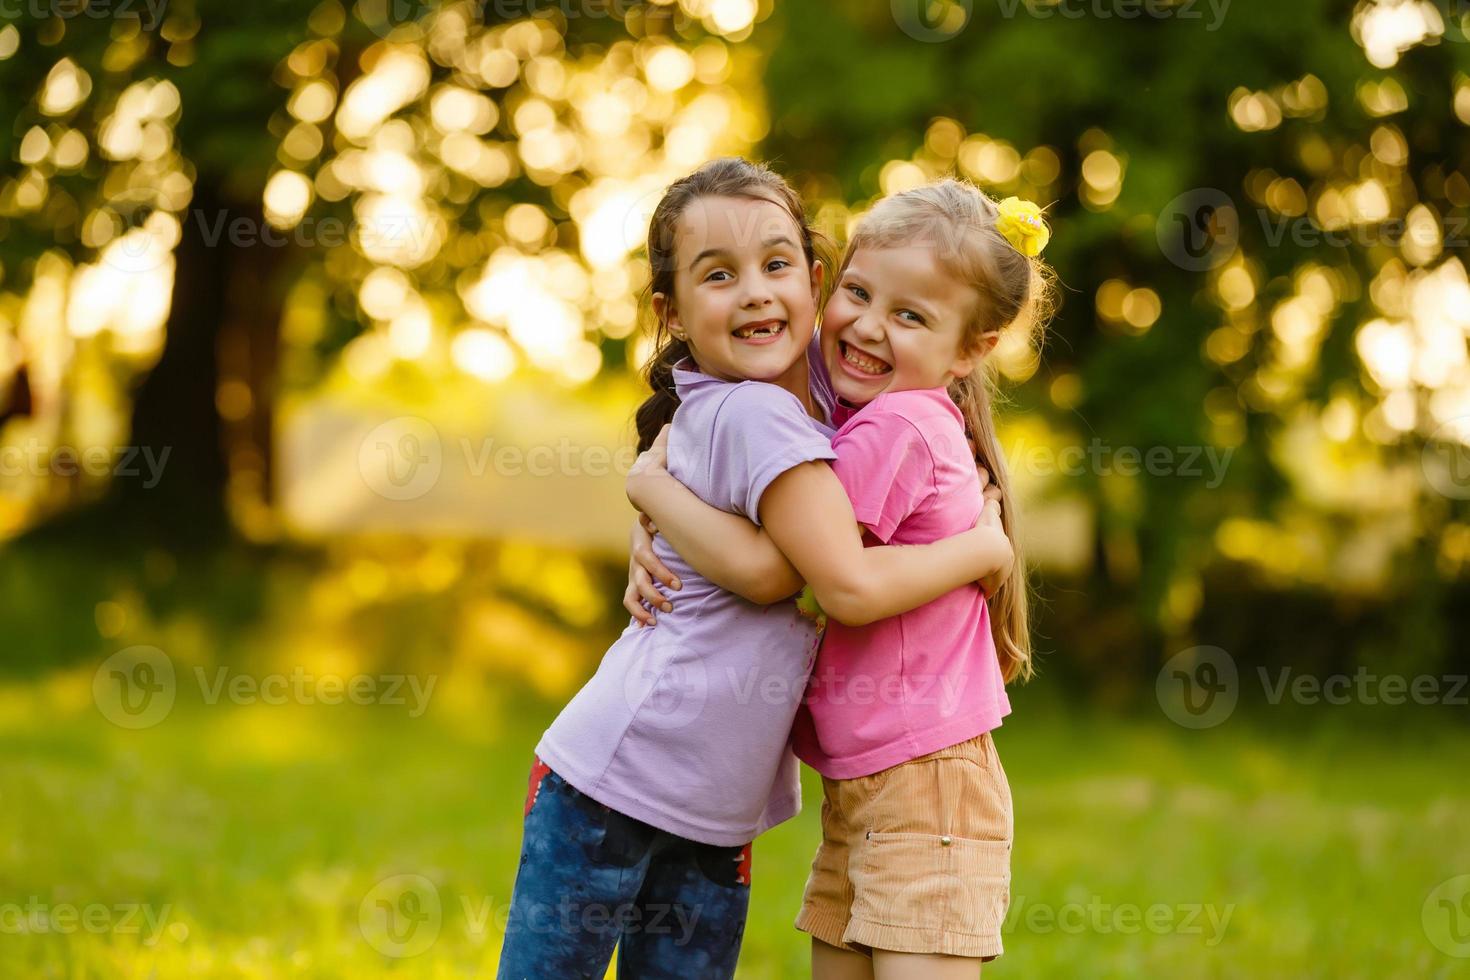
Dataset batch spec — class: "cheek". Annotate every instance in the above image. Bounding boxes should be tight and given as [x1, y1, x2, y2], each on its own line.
[822, 295, 854, 329]
[687, 291, 733, 327]
[920, 338, 963, 375]
[782, 278, 816, 311]
[891, 333, 933, 371]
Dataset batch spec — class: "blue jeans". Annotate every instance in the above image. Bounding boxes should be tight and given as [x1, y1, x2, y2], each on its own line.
[497, 757, 752, 980]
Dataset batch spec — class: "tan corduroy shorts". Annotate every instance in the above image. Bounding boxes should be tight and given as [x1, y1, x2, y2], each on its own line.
[795, 731, 1013, 961]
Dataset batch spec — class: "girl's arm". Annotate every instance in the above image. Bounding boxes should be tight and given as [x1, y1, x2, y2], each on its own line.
[629, 461, 1010, 627]
[624, 426, 802, 607]
[631, 485, 805, 606]
[759, 462, 1010, 626]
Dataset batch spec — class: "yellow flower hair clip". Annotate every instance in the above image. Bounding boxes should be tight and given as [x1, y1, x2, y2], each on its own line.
[995, 197, 1050, 257]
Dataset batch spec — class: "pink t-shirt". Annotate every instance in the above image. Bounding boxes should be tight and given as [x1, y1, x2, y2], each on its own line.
[790, 388, 1011, 779]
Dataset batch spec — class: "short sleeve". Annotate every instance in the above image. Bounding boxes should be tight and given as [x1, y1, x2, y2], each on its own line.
[830, 410, 936, 543]
[708, 383, 838, 524]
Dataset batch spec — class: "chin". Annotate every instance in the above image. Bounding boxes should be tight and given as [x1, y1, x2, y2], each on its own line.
[832, 378, 879, 405]
[734, 343, 802, 381]
[822, 353, 881, 404]
[726, 360, 778, 384]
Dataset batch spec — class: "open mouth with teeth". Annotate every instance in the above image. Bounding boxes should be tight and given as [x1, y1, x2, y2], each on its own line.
[838, 339, 893, 377]
[733, 320, 786, 341]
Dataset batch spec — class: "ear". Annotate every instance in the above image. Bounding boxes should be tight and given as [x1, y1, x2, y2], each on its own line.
[950, 330, 1000, 381]
[809, 259, 826, 306]
[652, 292, 683, 339]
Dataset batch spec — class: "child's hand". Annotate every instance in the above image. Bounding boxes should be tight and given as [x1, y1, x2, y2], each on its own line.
[626, 423, 672, 512]
[623, 512, 681, 626]
[974, 489, 1012, 596]
[628, 424, 671, 478]
[978, 484, 1004, 529]
[975, 463, 994, 498]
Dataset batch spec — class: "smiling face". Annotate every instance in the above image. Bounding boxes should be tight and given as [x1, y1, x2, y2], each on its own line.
[821, 244, 990, 405]
[653, 194, 822, 394]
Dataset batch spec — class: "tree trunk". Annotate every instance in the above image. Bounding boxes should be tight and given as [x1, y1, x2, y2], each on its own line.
[19, 180, 294, 551]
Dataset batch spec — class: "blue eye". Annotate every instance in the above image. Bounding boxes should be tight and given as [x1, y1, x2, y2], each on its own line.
[898, 309, 924, 324]
[846, 284, 869, 302]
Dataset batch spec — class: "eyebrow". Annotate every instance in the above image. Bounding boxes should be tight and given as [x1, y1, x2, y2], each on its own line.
[689, 235, 800, 269]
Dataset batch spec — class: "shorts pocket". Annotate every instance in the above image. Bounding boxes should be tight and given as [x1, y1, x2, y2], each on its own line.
[912, 733, 995, 769]
[865, 754, 1013, 843]
[850, 831, 1011, 940]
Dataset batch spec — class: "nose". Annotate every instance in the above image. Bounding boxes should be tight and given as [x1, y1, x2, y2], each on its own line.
[850, 308, 885, 344]
[738, 267, 775, 309]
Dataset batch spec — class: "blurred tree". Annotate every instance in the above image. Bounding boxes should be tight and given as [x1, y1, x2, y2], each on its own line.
[760, 0, 1470, 675]
[4, 0, 1470, 683]
[0, 0, 767, 546]
[0, 3, 307, 543]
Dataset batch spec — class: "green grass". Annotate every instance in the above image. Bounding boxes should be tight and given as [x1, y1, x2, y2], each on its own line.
[3, 672, 1468, 978]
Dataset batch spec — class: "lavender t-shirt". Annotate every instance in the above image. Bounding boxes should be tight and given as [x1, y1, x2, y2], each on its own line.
[536, 344, 837, 846]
